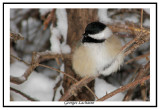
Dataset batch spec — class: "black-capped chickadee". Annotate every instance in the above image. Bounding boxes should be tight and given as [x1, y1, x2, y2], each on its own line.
[72, 22, 124, 77]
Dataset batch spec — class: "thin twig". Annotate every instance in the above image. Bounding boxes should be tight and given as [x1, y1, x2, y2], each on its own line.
[36, 51, 71, 62]
[38, 64, 99, 100]
[141, 9, 143, 29]
[52, 78, 62, 101]
[97, 75, 150, 101]
[43, 9, 55, 30]
[10, 52, 39, 84]
[10, 52, 98, 100]
[125, 52, 150, 64]
[10, 87, 39, 101]
[123, 62, 150, 101]
[10, 54, 30, 66]
[108, 22, 150, 35]
[121, 36, 137, 53]
[10, 32, 24, 42]
[38, 64, 77, 82]
[124, 32, 149, 56]
[59, 75, 99, 101]
[10, 64, 37, 84]
[121, 32, 142, 56]
[10, 51, 71, 84]
[84, 85, 99, 100]
[140, 83, 147, 101]
[109, 21, 150, 56]
[55, 57, 61, 66]
[123, 67, 140, 101]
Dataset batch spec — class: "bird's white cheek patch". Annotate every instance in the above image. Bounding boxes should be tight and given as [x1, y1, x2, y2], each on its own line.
[89, 27, 113, 40]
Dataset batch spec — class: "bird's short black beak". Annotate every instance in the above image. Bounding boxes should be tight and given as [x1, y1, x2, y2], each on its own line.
[82, 33, 88, 43]
[83, 33, 87, 38]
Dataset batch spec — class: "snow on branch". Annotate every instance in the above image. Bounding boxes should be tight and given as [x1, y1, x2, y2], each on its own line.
[50, 9, 71, 54]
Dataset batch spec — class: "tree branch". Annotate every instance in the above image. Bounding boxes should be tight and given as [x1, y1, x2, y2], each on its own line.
[123, 62, 150, 101]
[125, 52, 150, 64]
[59, 75, 99, 101]
[10, 65, 37, 84]
[10, 32, 24, 42]
[97, 75, 150, 101]
[10, 51, 71, 84]
[43, 9, 55, 30]
[10, 53, 98, 100]
[108, 22, 150, 36]
[10, 87, 38, 101]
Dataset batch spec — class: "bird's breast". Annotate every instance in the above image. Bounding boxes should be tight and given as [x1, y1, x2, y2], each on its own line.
[85, 43, 114, 71]
[72, 36, 122, 77]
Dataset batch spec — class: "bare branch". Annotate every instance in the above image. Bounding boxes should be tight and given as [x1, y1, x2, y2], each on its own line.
[43, 9, 55, 30]
[52, 78, 62, 101]
[10, 54, 30, 66]
[10, 32, 24, 42]
[124, 32, 149, 56]
[10, 53, 98, 100]
[10, 51, 71, 84]
[108, 22, 150, 35]
[10, 87, 38, 101]
[59, 75, 99, 101]
[38, 64, 77, 82]
[39, 64, 99, 100]
[10, 65, 37, 84]
[97, 75, 150, 101]
[125, 52, 150, 64]
[141, 9, 143, 29]
[123, 62, 150, 101]
[108, 22, 150, 56]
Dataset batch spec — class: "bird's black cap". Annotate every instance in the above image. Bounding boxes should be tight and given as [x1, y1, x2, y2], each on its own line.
[84, 22, 106, 35]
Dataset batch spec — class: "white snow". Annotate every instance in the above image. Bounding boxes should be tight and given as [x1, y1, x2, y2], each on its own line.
[98, 9, 112, 24]
[53, 63, 64, 101]
[10, 61, 56, 101]
[137, 58, 149, 65]
[124, 15, 139, 23]
[143, 9, 150, 15]
[39, 9, 52, 16]
[143, 19, 150, 27]
[61, 43, 71, 54]
[50, 27, 61, 54]
[56, 9, 68, 44]
[53, 75, 63, 101]
[60, 63, 65, 77]
[50, 9, 71, 54]
[10, 9, 30, 33]
[95, 78, 124, 101]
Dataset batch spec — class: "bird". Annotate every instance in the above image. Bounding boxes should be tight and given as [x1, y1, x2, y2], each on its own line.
[72, 21, 124, 77]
